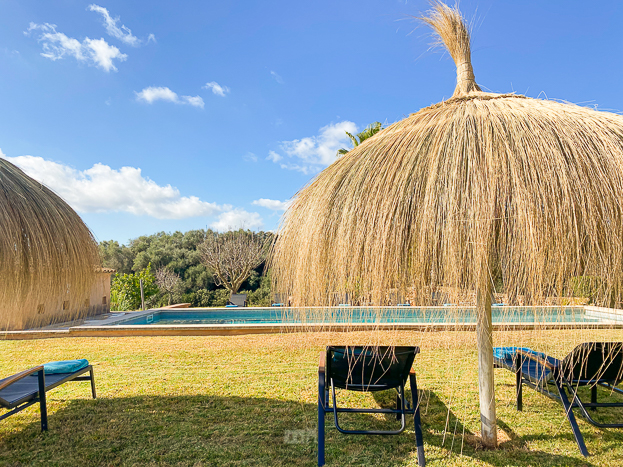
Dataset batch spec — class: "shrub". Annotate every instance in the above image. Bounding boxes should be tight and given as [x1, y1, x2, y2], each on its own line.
[111, 264, 158, 311]
[181, 288, 230, 307]
[569, 276, 602, 303]
[245, 273, 271, 306]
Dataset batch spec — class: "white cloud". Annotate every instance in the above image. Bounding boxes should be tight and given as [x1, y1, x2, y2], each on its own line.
[266, 150, 282, 162]
[270, 70, 284, 84]
[210, 209, 263, 232]
[243, 152, 258, 162]
[88, 4, 153, 47]
[25, 22, 127, 72]
[5, 155, 227, 219]
[252, 198, 290, 211]
[135, 86, 204, 108]
[269, 121, 357, 173]
[84, 37, 126, 72]
[203, 81, 230, 97]
[181, 95, 205, 108]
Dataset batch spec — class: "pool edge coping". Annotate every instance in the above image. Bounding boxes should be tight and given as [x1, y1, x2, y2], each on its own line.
[2, 320, 623, 340]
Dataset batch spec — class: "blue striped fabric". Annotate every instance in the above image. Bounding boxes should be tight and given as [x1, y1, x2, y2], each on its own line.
[493, 347, 559, 383]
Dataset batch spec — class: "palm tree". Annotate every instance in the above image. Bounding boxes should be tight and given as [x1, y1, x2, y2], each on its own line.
[336, 122, 384, 156]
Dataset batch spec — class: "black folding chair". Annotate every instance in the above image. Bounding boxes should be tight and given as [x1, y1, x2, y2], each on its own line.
[318, 346, 425, 466]
[0, 364, 96, 431]
[493, 342, 623, 456]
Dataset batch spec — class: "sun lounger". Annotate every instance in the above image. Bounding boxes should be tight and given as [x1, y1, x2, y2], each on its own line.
[0, 359, 96, 431]
[272, 293, 288, 307]
[318, 346, 425, 466]
[493, 342, 623, 456]
[227, 293, 247, 307]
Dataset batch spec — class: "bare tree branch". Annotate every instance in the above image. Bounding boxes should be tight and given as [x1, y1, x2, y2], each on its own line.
[199, 231, 266, 295]
[155, 267, 181, 305]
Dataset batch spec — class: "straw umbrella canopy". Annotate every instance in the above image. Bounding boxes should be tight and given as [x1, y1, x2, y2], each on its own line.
[270, 2, 623, 446]
[0, 157, 100, 330]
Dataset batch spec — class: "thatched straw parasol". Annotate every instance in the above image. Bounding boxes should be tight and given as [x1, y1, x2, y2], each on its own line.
[0, 157, 100, 330]
[270, 2, 623, 446]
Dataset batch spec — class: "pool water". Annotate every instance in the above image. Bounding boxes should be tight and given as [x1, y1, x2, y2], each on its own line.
[108, 306, 606, 326]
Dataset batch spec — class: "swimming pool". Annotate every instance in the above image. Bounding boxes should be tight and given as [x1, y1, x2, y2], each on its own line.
[3, 305, 622, 340]
[107, 306, 609, 326]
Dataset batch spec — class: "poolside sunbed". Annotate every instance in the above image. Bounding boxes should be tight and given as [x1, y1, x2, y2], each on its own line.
[0, 360, 96, 431]
[227, 294, 247, 307]
[493, 342, 623, 456]
[318, 346, 425, 466]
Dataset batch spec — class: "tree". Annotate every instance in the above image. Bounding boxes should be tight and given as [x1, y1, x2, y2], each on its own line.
[128, 230, 214, 292]
[155, 267, 182, 305]
[110, 264, 158, 311]
[336, 121, 384, 156]
[99, 240, 134, 274]
[199, 230, 267, 296]
[99, 229, 274, 307]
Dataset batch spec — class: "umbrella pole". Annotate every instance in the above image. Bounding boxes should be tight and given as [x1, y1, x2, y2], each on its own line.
[476, 280, 497, 447]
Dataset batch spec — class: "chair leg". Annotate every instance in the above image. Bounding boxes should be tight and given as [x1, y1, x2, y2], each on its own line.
[37, 369, 48, 431]
[410, 373, 426, 467]
[318, 373, 325, 466]
[90, 368, 97, 399]
[590, 385, 597, 411]
[396, 389, 402, 421]
[555, 379, 589, 457]
[516, 367, 523, 411]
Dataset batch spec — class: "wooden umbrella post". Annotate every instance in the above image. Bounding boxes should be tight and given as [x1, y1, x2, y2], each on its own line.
[476, 279, 497, 447]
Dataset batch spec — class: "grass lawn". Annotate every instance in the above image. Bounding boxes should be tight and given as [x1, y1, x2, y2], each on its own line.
[1, 329, 622, 466]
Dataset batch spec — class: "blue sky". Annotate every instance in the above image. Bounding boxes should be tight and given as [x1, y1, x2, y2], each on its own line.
[1, 1, 623, 244]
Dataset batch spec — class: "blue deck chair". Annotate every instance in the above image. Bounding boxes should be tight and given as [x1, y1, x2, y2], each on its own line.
[493, 342, 623, 456]
[0, 360, 96, 431]
[318, 346, 425, 466]
[272, 293, 286, 307]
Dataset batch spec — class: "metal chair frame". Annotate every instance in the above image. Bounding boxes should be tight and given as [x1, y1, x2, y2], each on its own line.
[0, 365, 96, 431]
[318, 346, 425, 466]
[494, 346, 623, 457]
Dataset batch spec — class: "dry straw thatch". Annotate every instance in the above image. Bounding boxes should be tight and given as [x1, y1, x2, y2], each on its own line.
[270, 1, 623, 447]
[270, 3, 623, 309]
[0, 158, 100, 330]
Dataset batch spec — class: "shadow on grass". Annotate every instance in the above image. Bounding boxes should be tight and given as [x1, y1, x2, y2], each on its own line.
[0, 389, 608, 467]
[370, 389, 598, 467]
[0, 393, 415, 467]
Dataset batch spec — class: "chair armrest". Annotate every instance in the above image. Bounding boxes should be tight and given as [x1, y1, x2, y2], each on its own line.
[517, 350, 557, 370]
[319, 351, 326, 374]
[0, 366, 44, 391]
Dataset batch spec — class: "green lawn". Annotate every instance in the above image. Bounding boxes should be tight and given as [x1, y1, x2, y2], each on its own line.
[1, 330, 622, 466]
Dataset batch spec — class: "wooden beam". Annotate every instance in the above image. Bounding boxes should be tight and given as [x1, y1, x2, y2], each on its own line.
[476, 281, 497, 447]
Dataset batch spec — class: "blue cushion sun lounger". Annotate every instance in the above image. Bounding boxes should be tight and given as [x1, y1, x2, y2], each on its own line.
[43, 359, 89, 374]
[0, 360, 96, 431]
[228, 294, 247, 307]
[493, 343, 623, 457]
[318, 346, 425, 466]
